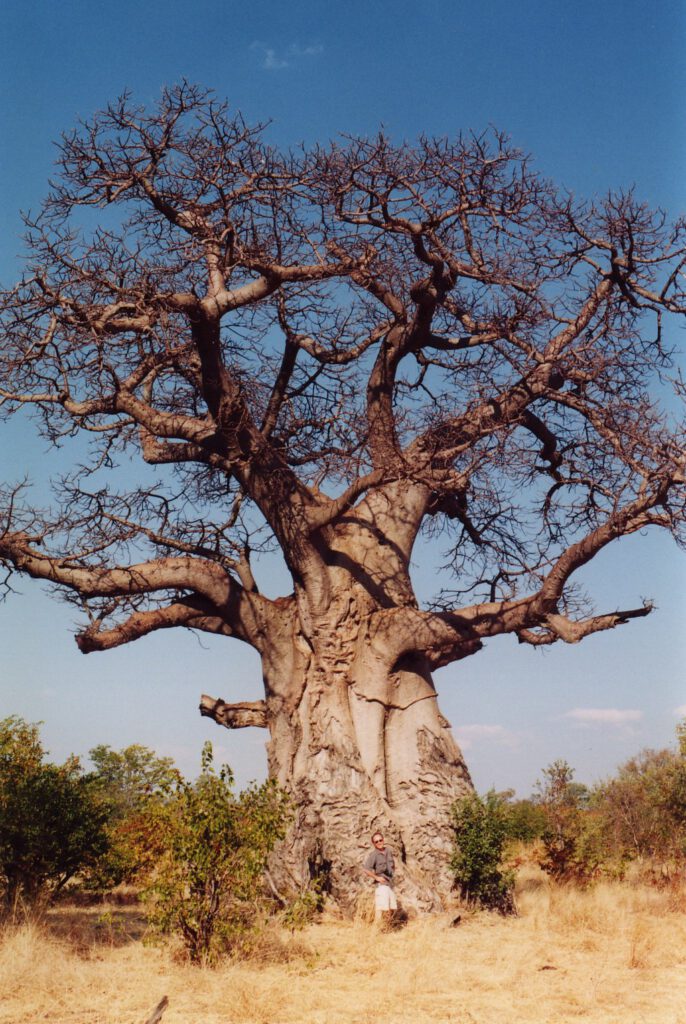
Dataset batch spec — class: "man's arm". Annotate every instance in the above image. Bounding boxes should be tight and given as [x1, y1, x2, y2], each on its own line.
[362, 852, 389, 884]
[362, 866, 389, 883]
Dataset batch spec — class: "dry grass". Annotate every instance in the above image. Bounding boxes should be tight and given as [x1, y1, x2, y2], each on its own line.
[2, 873, 686, 1024]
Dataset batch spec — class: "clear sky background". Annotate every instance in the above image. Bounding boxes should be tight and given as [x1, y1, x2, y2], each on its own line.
[0, 0, 684, 794]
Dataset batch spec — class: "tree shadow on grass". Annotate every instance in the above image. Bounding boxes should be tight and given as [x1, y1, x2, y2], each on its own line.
[46, 899, 148, 952]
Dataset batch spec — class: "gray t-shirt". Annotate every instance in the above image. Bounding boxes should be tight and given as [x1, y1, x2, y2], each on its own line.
[364, 846, 395, 887]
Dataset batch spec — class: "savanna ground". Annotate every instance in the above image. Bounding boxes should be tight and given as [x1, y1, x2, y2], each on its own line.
[2, 867, 686, 1024]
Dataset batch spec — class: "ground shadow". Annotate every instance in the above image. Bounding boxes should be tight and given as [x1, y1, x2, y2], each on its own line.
[46, 898, 148, 951]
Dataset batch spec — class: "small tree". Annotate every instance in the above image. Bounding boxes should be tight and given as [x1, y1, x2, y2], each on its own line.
[534, 760, 605, 882]
[450, 790, 516, 914]
[145, 743, 289, 964]
[593, 721, 686, 874]
[86, 744, 181, 889]
[0, 717, 109, 919]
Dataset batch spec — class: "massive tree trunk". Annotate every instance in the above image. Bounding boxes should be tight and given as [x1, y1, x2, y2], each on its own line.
[205, 489, 474, 911]
[266, 637, 471, 911]
[208, 588, 472, 911]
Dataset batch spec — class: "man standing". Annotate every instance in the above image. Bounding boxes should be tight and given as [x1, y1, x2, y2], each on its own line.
[362, 831, 397, 924]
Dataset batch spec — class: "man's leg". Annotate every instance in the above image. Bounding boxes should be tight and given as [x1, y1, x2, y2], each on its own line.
[375, 884, 394, 926]
[374, 884, 386, 922]
[382, 887, 399, 929]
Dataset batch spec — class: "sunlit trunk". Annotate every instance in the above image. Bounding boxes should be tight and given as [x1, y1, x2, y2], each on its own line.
[261, 575, 472, 911]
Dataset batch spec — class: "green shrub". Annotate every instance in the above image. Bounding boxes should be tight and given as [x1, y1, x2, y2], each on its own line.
[450, 790, 516, 914]
[85, 744, 181, 889]
[0, 717, 109, 920]
[535, 760, 604, 883]
[591, 721, 686, 875]
[280, 879, 324, 933]
[144, 742, 290, 964]
[501, 795, 547, 843]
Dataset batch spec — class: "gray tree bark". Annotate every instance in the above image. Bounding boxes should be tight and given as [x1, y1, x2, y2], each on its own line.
[204, 600, 472, 909]
[203, 488, 473, 910]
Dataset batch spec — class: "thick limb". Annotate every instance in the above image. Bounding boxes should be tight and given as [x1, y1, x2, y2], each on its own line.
[0, 531, 273, 651]
[199, 695, 268, 728]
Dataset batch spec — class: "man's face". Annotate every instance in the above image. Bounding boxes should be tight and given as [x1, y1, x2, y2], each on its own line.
[372, 833, 384, 849]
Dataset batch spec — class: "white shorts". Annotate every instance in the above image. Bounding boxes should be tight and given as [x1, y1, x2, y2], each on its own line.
[374, 884, 398, 911]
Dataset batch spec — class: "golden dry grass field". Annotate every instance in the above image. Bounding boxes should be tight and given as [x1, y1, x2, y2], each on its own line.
[2, 873, 685, 1024]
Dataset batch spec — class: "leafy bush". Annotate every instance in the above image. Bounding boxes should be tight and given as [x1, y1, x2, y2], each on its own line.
[85, 744, 181, 889]
[592, 722, 686, 876]
[534, 760, 607, 883]
[0, 717, 109, 920]
[450, 790, 516, 914]
[279, 879, 324, 933]
[498, 792, 548, 843]
[144, 742, 290, 964]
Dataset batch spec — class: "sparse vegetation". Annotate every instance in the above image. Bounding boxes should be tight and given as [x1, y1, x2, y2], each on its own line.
[143, 742, 290, 964]
[1, 873, 685, 1024]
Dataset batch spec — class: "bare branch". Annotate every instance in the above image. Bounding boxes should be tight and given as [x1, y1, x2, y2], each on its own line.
[199, 694, 268, 729]
[0, 92, 683, 674]
[517, 603, 653, 646]
[76, 599, 249, 652]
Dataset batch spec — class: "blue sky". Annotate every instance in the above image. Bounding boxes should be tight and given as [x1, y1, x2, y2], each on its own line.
[0, 0, 684, 794]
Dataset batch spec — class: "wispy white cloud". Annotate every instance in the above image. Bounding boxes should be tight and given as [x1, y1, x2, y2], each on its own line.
[674, 704, 686, 717]
[250, 41, 323, 72]
[290, 44, 323, 57]
[263, 48, 289, 71]
[563, 707, 643, 726]
[455, 724, 514, 751]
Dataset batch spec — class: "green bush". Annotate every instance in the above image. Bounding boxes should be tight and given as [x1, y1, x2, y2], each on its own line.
[85, 744, 181, 889]
[591, 721, 686, 876]
[500, 794, 547, 843]
[144, 742, 290, 964]
[450, 790, 516, 914]
[279, 878, 324, 933]
[0, 717, 109, 920]
[534, 760, 605, 883]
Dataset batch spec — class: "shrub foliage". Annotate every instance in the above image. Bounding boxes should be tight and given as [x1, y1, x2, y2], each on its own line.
[0, 717, 109, 919]
[2, 712, 685, 937]
[450, 790, 516, 914]
[593, 723, 686, 875]
[85, 743, 181, 889]
[144, 742, 290, 963]
[534, 760, 600, 882]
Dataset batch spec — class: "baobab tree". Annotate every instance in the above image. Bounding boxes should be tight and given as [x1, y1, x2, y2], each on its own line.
[1, 84, 684, 909]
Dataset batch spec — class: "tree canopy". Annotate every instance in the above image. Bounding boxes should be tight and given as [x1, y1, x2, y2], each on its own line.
[0, 84, 683, 659]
